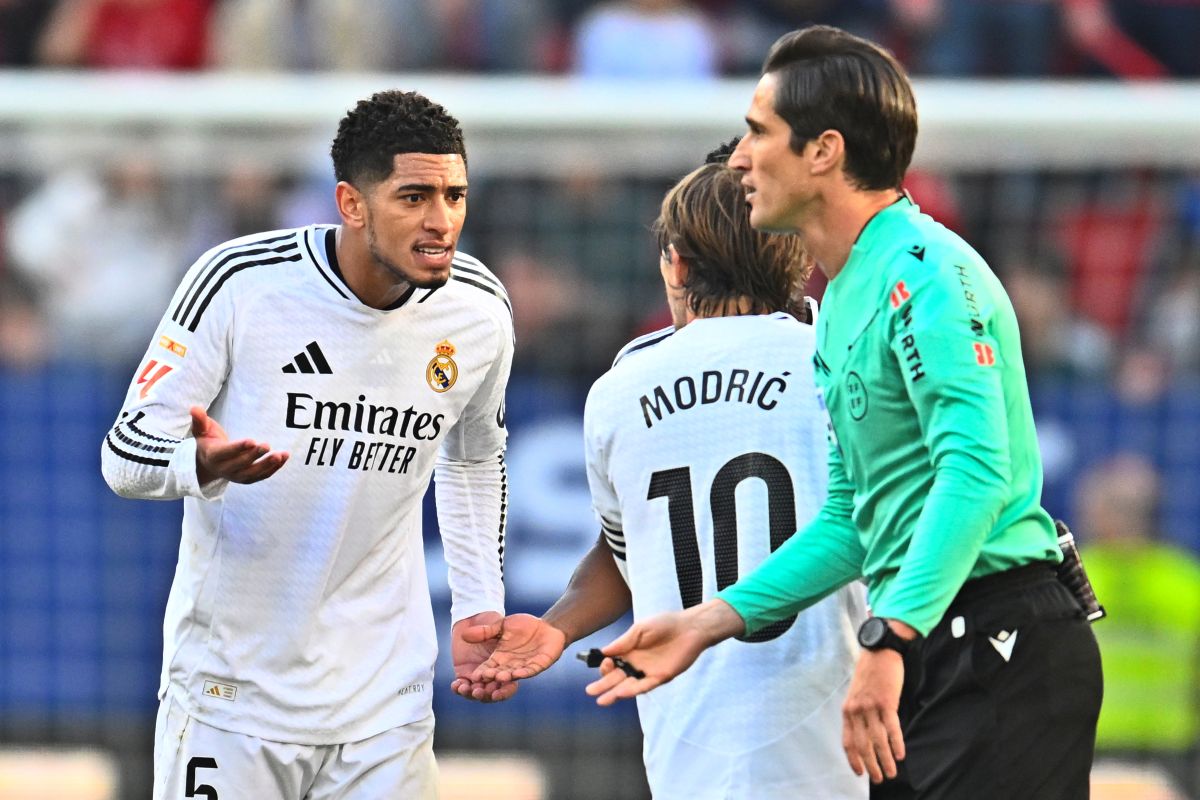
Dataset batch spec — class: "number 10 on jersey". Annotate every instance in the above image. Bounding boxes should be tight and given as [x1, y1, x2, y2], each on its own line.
[647, 452, 799, 643]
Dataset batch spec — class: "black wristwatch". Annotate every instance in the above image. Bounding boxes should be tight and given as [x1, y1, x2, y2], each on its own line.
[857, 617, 914, 656]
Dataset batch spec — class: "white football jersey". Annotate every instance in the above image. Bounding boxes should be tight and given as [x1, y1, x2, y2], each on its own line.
[101, 225, 513, 744]
[584, 313, 867, 800]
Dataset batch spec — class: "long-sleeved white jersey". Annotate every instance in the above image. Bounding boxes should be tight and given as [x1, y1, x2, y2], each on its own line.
[101, 225, 513, 744]
[584, 313, 867, 800]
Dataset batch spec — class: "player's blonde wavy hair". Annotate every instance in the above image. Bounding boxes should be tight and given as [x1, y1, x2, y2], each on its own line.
[653, 163, 810, 318]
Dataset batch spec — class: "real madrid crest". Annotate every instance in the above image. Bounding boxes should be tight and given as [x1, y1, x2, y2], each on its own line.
[426, 339, 458, 392]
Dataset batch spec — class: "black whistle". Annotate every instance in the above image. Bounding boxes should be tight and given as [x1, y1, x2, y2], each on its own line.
[576, 648, 646, 679]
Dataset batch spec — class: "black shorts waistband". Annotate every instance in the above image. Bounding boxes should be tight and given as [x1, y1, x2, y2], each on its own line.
[947, 561, 1058, 612]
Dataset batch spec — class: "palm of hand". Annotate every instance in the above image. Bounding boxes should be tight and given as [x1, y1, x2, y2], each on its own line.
[584, 613, 712, 705]
[449, 614, 517, 702]
[452, 636, 498, 682]
[609, 624, 688, 679]
[477, 614, 566, 682]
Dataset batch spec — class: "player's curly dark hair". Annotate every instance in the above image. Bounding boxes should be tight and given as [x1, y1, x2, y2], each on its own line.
[704, 136, 742, 164]
[330, 90, 466, 187]
[654, 158, 809, 318]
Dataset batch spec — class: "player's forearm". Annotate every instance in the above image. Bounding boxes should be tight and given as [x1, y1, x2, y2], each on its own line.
[435, 454, 508, 620]
[103, 284, 233, 502]
[101, 421, 223, 501]
[543, 538, 632, 646]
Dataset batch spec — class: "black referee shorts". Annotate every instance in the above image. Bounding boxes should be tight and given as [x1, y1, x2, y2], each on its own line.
[872, 563, 1103, 800]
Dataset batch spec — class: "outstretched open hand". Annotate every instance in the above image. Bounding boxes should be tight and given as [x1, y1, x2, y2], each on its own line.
[469, 613, 568, 684]
[583, 611, 703, 705]
[584, 600, 744, 706]
[191, 406, 288, 485]
[449, 611, 519, 703]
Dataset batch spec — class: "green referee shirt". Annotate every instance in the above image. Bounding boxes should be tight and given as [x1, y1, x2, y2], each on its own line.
[719, 197, 1061, 636]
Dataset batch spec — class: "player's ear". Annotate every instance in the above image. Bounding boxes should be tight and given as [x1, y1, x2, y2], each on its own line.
[808, 129, 844, 177]
[665, 245, 689, 289]
[335, 181, 367, 228]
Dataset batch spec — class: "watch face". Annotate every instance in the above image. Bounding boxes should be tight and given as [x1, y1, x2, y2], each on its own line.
[858, 617, 888, 648]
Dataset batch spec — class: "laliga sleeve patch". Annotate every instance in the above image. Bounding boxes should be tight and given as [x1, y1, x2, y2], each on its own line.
[136, 359, 174, 399]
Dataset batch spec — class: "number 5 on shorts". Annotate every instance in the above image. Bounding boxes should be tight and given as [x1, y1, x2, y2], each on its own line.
[185, 756, 219, 799]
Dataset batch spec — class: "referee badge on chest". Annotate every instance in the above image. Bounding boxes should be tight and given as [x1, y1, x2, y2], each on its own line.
[426, 339, 459, 392]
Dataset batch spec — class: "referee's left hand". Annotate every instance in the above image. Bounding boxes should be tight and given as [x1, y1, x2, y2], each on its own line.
[842, 647, 907, 783]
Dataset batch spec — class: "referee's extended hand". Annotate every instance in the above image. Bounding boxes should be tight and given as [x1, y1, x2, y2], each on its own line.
[585, 599, 745, 706]
[842, 647, 907, 783]
[191, 406, 289, 485]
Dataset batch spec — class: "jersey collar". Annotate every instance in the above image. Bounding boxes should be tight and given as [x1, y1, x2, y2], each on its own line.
[837, 194, 918, 287]
[320, 227, 416, 311]
[818, 195, 919, 358]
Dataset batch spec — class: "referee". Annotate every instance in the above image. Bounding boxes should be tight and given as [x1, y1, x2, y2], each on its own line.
[586, 25, 1103, 799]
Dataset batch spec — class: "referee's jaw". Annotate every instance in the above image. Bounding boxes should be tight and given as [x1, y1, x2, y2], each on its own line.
[746, 193, 787, 234]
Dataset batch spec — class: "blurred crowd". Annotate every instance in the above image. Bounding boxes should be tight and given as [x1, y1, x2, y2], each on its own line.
[0, 0, 1199, 77]
[0, 3, 1198, 368]
[0, 0, 1198, 375]
[3, 161, 1197, 391]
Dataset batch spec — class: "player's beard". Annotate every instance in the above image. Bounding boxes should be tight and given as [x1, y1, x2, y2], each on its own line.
[366, 221, 452, 290]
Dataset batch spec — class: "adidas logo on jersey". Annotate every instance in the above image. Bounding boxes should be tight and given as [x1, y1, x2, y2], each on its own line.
[202, 680, 238, 701]
[283, 341, 332, 374]
[370, 350, 394, 365]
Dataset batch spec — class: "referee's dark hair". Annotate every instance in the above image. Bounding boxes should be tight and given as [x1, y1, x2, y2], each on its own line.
[654, 161, 809, 318]
[763, 25, 917, 191]
[331, 90, 466, 188]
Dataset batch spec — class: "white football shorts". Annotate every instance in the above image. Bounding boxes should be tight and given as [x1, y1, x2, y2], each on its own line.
[152, 694, 438, 800]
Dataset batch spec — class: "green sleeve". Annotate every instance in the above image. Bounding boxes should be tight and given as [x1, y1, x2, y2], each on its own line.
[718, 437, 865, 634]
[870, 257, 1012, 634]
